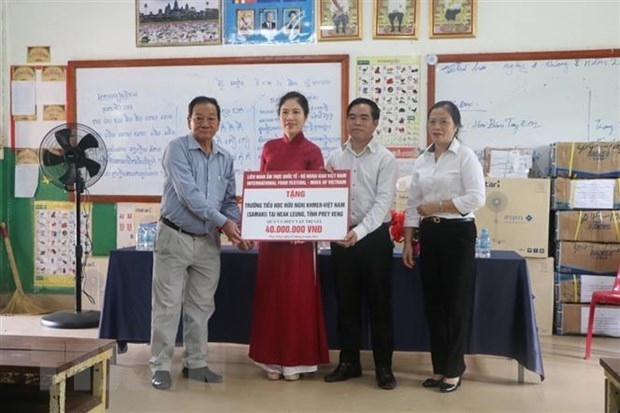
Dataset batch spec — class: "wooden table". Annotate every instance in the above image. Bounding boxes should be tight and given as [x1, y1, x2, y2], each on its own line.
[0, 335, 116, 413]
[600, 358, 620, 413]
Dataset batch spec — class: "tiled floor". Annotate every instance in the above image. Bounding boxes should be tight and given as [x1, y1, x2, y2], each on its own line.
[0, 315, 618, 412]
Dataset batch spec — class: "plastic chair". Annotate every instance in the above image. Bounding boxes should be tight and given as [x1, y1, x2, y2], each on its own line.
[584, 265, 620, 359]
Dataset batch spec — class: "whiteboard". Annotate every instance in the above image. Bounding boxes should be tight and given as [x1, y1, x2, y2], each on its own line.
[430, 50, 620, 151]
[68, 56, 348, 200]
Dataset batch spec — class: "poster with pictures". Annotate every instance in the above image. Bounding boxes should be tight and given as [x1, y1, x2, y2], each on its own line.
[223, 0, 315, 44]
[356, 56, 422, 158]
[34, 201, 92, 288]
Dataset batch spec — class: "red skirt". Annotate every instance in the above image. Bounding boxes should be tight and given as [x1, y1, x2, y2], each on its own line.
[249, 241, 329, 366]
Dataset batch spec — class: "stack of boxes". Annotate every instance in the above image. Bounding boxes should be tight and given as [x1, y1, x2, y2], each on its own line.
[551, 142, 620, 337]
[478, 148, 554, 335]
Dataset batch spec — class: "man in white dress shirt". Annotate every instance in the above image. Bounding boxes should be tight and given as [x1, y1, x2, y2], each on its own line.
[323, 97, 398, 390]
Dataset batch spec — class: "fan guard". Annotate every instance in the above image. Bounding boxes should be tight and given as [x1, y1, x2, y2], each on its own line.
[39, 123, 107, 191]
[486, 191, 508, 213]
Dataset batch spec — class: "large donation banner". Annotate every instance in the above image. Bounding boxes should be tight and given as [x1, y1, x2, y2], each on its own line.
[241, 170, 350, 241]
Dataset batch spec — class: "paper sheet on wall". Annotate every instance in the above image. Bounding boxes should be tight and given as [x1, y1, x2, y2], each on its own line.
[81, 257, 109, 311]
[38, 66, 66, 103]
[14, 164, 39, 198]
[11, 81, 36, 116]
[14, 119, 58, 148]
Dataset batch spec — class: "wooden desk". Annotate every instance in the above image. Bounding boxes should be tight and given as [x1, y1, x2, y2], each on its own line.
[600, 358, 620, 413]
[0, 335, 116, 413]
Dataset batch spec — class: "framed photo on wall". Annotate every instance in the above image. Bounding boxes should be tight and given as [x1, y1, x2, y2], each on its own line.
[259, 8, 277, 31]
[282, 8, 302, 36]
[237, 9, 255, 36]
[430, 0, 476, 38]
[318, 0, 362, 41]
[374, 0, 418, 39]
[223, 1, 315, 44]
[136, 0, 222, 46]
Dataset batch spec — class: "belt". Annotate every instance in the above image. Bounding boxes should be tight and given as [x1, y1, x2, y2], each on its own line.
[421, 217, 474, 224]
[160, 217, 207, 237]
[349, 223, 390, 231]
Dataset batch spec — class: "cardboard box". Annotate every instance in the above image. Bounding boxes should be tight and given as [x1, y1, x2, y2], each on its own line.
[555, 210, 620, 243]
[483, 147, 533, 178]
[526, 257, 554, 336]
[551, 177, 620, 210]
[555, 241, 620, 275]
[555, 303, 620, 337]
[551, 142, 620, 178]
[476, 178, 550, 258]
[531, 145, 552, 178]
[554, 273, 617, 303]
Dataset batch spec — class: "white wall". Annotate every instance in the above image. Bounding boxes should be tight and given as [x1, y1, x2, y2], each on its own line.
[1, 0, 7, 152]
[2, 0, 619, 142]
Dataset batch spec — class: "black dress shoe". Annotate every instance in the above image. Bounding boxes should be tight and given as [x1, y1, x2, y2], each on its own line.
[439, 377, 462, 393]
[422, 377, 443, 388]
[324, 362, 362, 382]
[375, 366, 397, 390]
[151, 370, 171, 390]
[182, 366, 223, 383]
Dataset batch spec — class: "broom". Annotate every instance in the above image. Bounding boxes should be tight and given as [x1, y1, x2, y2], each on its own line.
[1, 222, 49, 315]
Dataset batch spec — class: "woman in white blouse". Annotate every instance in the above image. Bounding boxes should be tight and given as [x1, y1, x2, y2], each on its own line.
[402, 100, 485, 393]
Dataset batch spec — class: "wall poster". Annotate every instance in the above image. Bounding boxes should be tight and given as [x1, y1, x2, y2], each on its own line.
[356, 55, 422, 158]
[34, 201, 92, 289]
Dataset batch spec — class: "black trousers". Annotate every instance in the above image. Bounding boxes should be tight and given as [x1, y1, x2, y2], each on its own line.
[330, 224, 394, 368]
[419, 219, 476, 378]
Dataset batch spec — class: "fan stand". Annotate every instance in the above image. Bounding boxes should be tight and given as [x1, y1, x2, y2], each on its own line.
[41, 172, 100, 329]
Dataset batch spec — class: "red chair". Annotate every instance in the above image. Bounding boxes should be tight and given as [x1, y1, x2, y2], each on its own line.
[584, 266, 620, 359]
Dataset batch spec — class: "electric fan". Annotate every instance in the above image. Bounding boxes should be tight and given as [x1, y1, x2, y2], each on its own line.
[39, 123, 107, 328]
[485, 191, 508, 246]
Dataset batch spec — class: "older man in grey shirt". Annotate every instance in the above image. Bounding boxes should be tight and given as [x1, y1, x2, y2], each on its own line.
[150, 96, 251, 390]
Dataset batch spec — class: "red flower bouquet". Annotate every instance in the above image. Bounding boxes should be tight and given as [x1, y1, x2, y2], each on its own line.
[389, 210, 419, 255]
[389, 210, 405, 243]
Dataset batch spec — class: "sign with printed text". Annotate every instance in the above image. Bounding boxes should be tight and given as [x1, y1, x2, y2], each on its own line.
[241, 170, 350, 241]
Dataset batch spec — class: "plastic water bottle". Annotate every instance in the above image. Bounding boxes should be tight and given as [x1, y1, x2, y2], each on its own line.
[478, 228, 492, 258]
[474, 236, 481, 258]
[136, 224, 149, 251]
[145, 222, 157, 251]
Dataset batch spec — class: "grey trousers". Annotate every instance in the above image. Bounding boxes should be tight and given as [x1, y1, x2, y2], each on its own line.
[149, 222, 221, 373]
